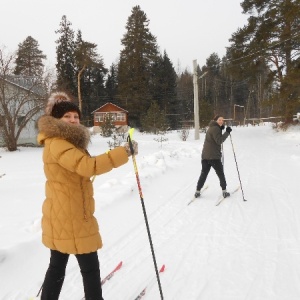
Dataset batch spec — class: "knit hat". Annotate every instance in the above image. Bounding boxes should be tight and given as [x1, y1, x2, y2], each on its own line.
[45, 92, 81, 119]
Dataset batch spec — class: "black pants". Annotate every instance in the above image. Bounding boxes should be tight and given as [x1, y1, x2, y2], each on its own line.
[196, 159, 227, 191]
[41, 250, 104, 300]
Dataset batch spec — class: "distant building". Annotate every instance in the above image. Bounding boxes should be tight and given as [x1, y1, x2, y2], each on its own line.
[92, 102, 128, 133]
[0, 75, 46, 147]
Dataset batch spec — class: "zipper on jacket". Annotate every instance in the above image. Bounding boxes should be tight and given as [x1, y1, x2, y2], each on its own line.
[80, 179, 88, 222]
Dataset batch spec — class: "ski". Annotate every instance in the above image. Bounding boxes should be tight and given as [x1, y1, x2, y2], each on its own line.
[187, 185, 208, 205]
[216, 185, 240, 206]
[133, 264, 165, 300]
[101, 261, 123, 285]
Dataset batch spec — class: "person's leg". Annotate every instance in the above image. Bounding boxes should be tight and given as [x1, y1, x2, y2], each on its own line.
[196, 160, 211, 192]
[41, 250, 69, 300]
[211, 159, 227, 190]
[76, 251, 103, 300]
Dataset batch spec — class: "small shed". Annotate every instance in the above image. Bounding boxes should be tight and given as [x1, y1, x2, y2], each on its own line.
[92, 102, 128, 133]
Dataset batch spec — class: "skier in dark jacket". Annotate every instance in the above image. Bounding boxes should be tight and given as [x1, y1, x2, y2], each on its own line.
[194, 115, 232, 198]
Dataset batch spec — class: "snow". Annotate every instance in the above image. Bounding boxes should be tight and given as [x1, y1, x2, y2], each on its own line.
[0, 123, 300, 300]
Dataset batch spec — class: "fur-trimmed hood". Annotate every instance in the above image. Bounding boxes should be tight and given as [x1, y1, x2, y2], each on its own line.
[37, 115, 90, 149]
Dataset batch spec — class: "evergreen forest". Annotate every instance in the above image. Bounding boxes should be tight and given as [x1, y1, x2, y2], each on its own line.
[3, 2, 300, 130]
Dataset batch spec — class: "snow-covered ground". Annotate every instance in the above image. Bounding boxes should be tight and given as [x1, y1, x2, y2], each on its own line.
[0, 123, 300, 300]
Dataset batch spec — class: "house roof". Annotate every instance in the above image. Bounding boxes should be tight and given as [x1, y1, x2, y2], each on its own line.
[91, 102, 128, 114]
[1, 75, 46, 96]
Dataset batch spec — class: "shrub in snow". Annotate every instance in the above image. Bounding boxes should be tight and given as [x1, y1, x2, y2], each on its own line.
[107, 132, 126, 150]
[178, 128, 190, 141]
[154, 135, 168, 148]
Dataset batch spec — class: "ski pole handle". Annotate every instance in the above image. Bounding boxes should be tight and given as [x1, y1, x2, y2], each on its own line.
[128, 128, 135, 155]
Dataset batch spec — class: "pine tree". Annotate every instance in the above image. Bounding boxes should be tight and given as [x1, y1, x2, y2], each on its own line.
[202, 53, 222, 116]
[151, 51, 178, 129]
[55, 15, 77, 95]
[176, 69, 194, 127]
[118, 5, 159, 127]
[85, 65, 107, 117]
[101, 113, 115, 137]
[140, 101, 168, 134]
[105, 63, 118, 102]
[80, 66, 107, 126]
[14, 36, 46, 76]
[89, 66, 107, 108]
[227, 0, 300, 121]
[74, 30, 105, 115]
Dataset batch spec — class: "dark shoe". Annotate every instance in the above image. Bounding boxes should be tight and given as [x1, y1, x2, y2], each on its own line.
[194, 190, 200, 198]
[222, 190, 230, 198]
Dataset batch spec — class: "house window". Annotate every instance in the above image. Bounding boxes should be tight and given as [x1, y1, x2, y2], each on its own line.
[95, 112, 104, 122]
[95, 111, 126, 122]
[116, 113, 125, 121]
[103, 113, 115, 121]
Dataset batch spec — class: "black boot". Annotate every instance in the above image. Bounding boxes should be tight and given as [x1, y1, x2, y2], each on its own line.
[222, 190, 230, 198]
[194, 190, 200, 198]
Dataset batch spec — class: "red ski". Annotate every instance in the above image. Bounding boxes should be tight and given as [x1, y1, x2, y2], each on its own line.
[101, 261, 123, 285]
[134, 264, 165, 300]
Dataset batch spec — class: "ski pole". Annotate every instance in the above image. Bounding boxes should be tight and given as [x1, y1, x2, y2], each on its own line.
[127, 128, 164, 300]
[229, 134, 247, 201]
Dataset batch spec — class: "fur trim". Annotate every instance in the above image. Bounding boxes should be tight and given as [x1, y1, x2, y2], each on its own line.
[38, 115, 90, 149]
[45, 92, 71, 116]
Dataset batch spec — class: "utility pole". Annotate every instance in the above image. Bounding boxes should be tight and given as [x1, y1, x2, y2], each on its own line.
[193, 60, 199, 140]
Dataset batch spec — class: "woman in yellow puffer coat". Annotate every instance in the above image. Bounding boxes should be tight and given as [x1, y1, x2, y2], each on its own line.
[37, 92, 137, 300]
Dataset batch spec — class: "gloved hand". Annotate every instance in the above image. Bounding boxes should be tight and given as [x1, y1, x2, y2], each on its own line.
[226, 126, 232, 133]
[220, 125, 225, 130]
[124, 140, 138, 156]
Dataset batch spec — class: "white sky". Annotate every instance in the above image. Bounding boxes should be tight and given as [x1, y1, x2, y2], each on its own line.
[1, 0, 248, 72]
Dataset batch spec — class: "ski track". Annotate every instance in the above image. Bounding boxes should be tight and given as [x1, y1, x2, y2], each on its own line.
[103, 168, 202, 300]
[2, 126, 300, 299]
[60, 149, 203, 300]
[98, 155, 230, 300]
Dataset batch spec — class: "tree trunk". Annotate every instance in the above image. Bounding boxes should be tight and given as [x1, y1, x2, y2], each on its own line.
[6, 134, 17, 151]
[77, 65, 86, 112]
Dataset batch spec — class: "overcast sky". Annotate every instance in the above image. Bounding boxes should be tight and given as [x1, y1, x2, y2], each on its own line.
[1, 0, 248, 73]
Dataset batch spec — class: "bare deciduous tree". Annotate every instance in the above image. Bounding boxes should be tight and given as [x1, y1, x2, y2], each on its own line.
[0, 48, 48, 151]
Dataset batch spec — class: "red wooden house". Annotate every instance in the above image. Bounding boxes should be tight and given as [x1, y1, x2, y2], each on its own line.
[92, 102, 128, 132]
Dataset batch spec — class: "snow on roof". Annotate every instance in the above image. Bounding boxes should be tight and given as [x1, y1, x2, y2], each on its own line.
[91, 102, 128, 114]
[1, 75, 46, 96]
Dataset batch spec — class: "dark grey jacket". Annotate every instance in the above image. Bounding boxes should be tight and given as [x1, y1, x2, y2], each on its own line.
[201, 120, 230, 160]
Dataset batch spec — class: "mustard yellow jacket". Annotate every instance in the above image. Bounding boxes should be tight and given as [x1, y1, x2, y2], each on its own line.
[37, 115, 128, 254]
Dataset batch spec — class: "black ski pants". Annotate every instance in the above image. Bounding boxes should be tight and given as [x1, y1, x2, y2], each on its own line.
[196, 159, 227, 191]
[41, 249, 104, 300]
